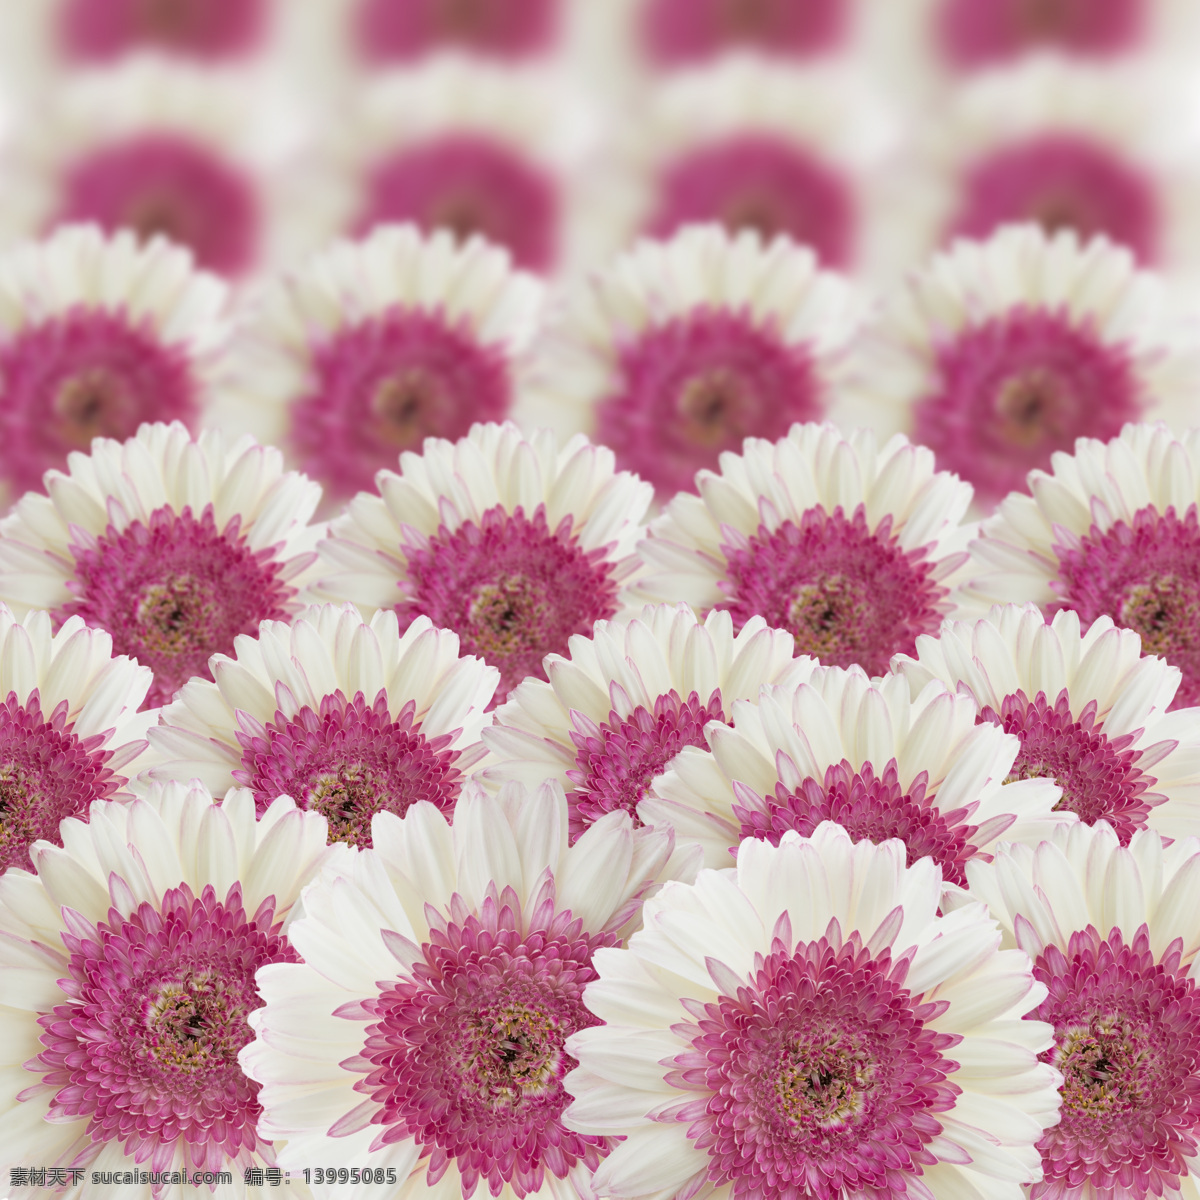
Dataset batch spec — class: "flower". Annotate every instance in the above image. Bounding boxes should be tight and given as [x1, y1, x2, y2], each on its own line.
[967, 422, 1200, 710]
[0, 780, 334, 1197]
[0, 604, 150, 878]
[241, 778, 689, 1199]
[960, 820, 1200, 1198]
[541, 223, 863, 497]
[562, 822, 1063, 1199]
[223, 224, 545, 504]
[895, 603, 1200, 842]
[636, 422, 976, 675]
[145, 602, 499, 847]
[0, 224, 233, 502]
[643, 666, 1066, 884]
[482, 602, 819, 841]
[0, 421, 323, 708]
[849, 224, 1199, 506]
[317, 421, 652, 701]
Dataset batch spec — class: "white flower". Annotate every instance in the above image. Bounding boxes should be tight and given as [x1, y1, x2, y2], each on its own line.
[563, 822, 1062, 1199]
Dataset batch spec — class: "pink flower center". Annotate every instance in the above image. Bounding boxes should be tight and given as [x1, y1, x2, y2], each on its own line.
[1049, 504, 1200, 709]
[566, 687, 723, 842]
[914, 308, 1144, 506]
[31, 882, 298, 1175]
[595, 309, 824, 497]
[1029, 925, 1200, 1199]
[396, 503, 621, 701]
[731, 758, 981, 888]
[937, 0, 1147, 69]
[640, 0, 848, 65]
[58, 0, 268, 62]
[0, 689, 126, 877]
[716, 504, 950, 675]
[55, 132, 261, 277]
[351, 886, 614, 1197]
[232, 690, 463, 847]
[647, 134, 856, 269]
[666, 930, 960, 1199]
[290, 308, 512, 503]
[951, 133, 1160, 265]
[56, 503, 299, 708]
[979, 688, 1159, 841]
[0, 308, 198, 496]
[356, 135, 560, 274]
[353, 0, 559, 63]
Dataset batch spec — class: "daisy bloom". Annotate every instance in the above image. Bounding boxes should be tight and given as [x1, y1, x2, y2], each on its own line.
[145, 603, 499, 847]
[317, 421, 652, 701]
[0, 604, 150, 878]
[848, 224, 1200, 506]
[643, 666, 1066, 884]
[895, 603, 1200, 842]
[563, 821, 1063, 1199]
[222, 224, 545, 504]
[968, 422, 1200, 710]
[541, 223, 864, 497]
[636, 422, 975, 676]
[0, 224, 234, 502]
[0, 780, 332, 1197]
[960, 820, 1200, 1198]
[0, 421, 323, 709]
[241, 778, 689, 1199]
[482, 602, 819, 842]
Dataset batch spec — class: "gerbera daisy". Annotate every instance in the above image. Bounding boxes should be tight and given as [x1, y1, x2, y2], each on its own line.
[221, 224, 545, 503]
[895, 603, 1200, 841]
[0, 780, 333, 1197]
[635, 422, 975, 675]
[0, 421, 323, 709]
[960, 820, 1200, 1199]
[643, 666, 1066, 885]
[967, 422, 1200, 709]
[541, 223, 863, 497]
[482, 602, 819, 842]
[0, 224, 233, 502]
[563, 822, 1063, 1199]
[848, 224, 1198, 506]
[317, 421, 652, 701]
[144, 602, 499, 848]
[0, 604, 150, 878]
[241, 778, 689, 1198]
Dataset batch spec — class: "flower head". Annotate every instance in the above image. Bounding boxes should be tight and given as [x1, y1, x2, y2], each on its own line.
[241, 779, 689, 1199]
[352, 0, 560, 63]
[563, 822, 1062, 1199]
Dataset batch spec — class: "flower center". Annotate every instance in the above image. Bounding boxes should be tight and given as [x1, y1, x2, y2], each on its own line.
[0, 309, 196, 495]
[0, 690, 123, 877]
[732, 758, 980, 888]
[566, 687, 723, 842]
[951, 133, 1160, 265]
[59, 0, 267, 60]
[56, 132, 261, 277]
[353, 891, 614, 1197]
[1050, 504, 1200, 708]
[1029, 925, 1200, 1199]
[353, 0, 557, 63]
[56, 503, 298, 708]
[718, 503, 949, 675]
[397, 503, 621, 701]
[648, 134, 855, 268]
[914, 309, 1143, 505]
[667, 934, 959, 1198]
[233, 690, 462, 846]
[595, 309, 822, 496]
[34, 882, 297, 1169]
[292, 309, 511, 501]
[357, 134, 560, 273]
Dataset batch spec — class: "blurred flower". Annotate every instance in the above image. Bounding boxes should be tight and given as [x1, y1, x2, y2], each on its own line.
[563, 823, 1062, 1199]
